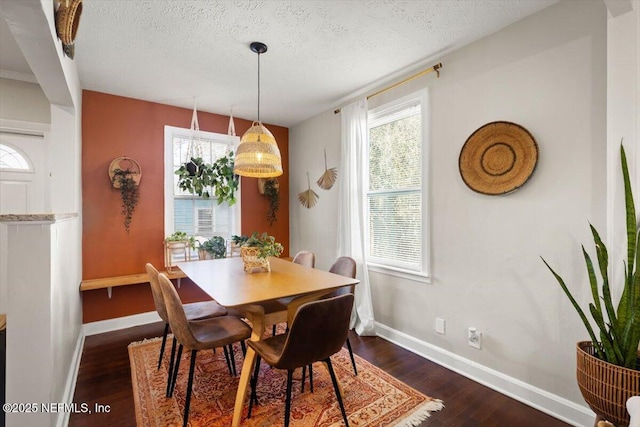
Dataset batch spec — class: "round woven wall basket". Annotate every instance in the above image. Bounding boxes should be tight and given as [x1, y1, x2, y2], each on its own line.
[108, 157, 142, 189]
[459, 121, 538, 195]
[576, 341, 640, 426]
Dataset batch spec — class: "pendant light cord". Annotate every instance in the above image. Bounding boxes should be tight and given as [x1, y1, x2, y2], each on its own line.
[257, 50, 261, 122]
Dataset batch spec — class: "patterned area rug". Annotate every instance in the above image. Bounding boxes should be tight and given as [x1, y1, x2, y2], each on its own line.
[129, 336, 443, 426]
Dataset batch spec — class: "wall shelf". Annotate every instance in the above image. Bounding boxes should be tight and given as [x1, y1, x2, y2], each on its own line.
[80, 269, 186, 298]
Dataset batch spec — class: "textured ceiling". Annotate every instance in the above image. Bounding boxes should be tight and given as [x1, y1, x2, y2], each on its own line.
[4, 0, 559, 127]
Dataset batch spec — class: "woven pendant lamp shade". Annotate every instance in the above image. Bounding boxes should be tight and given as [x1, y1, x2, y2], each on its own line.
[234, 121, 283, 178]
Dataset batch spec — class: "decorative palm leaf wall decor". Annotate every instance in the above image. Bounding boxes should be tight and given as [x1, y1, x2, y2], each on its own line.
[317, 149, 338, 190]
[298, 172, 319, 209]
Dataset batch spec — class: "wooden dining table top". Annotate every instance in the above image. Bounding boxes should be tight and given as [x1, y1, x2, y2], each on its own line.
[177, 256, 359, 307]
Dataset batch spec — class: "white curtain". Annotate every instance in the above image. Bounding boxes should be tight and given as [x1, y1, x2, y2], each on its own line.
[337, 99, 376, 336]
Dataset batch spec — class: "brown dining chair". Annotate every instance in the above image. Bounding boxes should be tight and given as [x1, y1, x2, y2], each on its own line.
[292, 250, 315, 268]
[301, 256, 357, 393]
[145, 263, 228, 370]
[246, 293, 354, 427]
[327, 257, 358, 375]
[158, 273, 252, 427]
[265, 250, 317, 336]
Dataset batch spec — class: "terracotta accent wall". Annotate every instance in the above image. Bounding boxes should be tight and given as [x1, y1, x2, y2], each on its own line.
[82, 90, 289, 323]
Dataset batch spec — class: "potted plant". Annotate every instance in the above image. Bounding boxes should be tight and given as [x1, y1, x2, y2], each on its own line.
[240, 232, 284, 273]
[175, 152, 239, 205]
[263, 178, 280, 226]
[164, 231, 196, 271]
[542, 145, 640, 427]
[230, 234, 248, 257]
[111, 168, 140, 233]
[198, 236, 227, 260]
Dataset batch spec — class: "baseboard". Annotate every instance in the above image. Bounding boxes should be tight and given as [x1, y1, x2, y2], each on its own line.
[55, 330, 85, 427]
[83, 311, 161, 336]
[374, 322, 596, 427]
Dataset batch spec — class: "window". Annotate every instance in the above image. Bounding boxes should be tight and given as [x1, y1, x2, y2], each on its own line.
[366, 90, 429, 281]
[0, 143, 32, 172]
[164, 126, 241, 248]
[195, 207, 214, 236]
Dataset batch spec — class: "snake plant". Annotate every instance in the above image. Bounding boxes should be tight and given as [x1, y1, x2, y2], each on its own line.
[542, 144, 640, 369]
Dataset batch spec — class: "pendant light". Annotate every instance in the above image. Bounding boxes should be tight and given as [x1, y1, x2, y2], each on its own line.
[234, 42, 283, 178]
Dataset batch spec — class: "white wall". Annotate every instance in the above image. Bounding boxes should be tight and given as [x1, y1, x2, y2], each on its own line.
[606, 1, 640, 302]
[0, 1, 83, 426]
[0, 78, 50, 331]
[0, 78, 50, 124]
[290, 1, 608, 424]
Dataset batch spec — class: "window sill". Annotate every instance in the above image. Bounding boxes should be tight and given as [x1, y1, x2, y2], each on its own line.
[366, 263, 431, 284]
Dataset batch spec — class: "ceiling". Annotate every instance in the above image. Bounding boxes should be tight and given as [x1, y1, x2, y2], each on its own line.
[1, 0, 559, 128]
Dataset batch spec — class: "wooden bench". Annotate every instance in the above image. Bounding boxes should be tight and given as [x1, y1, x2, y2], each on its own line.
[80, 269, 186, 298]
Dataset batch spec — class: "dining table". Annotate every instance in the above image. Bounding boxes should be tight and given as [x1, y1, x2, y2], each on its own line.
[177, 256, 359, 427]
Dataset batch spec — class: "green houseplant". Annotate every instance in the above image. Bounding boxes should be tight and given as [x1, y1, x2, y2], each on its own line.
[542, 145, 639, 425]
[164, 231, 196, 271]
[198, 236, 227, 259]
[164, 231, 196, 249]
[240, 232, 284, 273]
[111, 168, 140, 233]
[175, 152, 239, 205]
[263, 178, 280, 226]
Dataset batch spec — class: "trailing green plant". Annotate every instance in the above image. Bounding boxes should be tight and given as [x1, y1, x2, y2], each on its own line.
[263, 178, 280, 226]
[231, 235, 249, 246]
[164, 231, 196, 250]
[199, 236, 227, 259]
[542, 145, 640, 369]
[175, 152, 239, 205]
[242, 232, 284, 259]
[111, 168, 140, 233]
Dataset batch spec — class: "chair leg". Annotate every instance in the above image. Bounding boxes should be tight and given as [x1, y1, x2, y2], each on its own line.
[158, 323, 169, 370]
[284, 370, 294, 427]
[228, 344, 237, 376]
[248, 355, 262, 418]
[301, 365, 306, 393]
[346, 337, 357, 375]
[325, 358, 349, 427]
[240, 340, 247, 356]
[169, 344, 183, 397]
[182, 350, 198, 427]
[309, 364, 314, 393]
[223, 345, 233, 375]
[272, 324, 277, 336]
[166, 337, 177, 397]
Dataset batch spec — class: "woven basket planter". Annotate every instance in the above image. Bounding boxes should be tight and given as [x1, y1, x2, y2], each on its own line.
[240, 247, 270, 273]
[576, 341, 640, 426]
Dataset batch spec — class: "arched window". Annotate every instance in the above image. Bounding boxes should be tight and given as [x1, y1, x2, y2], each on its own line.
[0, 143, 33, 172]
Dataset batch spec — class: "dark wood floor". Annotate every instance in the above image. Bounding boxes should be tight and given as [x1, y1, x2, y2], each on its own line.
[70, 322, 571, 427]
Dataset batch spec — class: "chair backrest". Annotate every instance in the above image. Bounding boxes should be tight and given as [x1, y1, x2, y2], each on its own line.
[328, 256, 356, 295]
[273, 293, 354, 370]
[146, 263, 169, 323]
[157, 273, 199, 349]
[292, 250, 315, 268]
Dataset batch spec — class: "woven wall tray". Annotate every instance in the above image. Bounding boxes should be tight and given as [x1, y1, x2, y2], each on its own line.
[459, 121, 538, 195]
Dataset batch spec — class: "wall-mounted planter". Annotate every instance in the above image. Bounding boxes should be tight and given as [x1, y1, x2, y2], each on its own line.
[109, 157, 141, 232]
[108, 157, 142, 188]
[258, 178, 280, 225]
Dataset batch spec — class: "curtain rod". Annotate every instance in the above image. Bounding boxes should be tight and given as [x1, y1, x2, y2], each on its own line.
[334, 62, 442, 114]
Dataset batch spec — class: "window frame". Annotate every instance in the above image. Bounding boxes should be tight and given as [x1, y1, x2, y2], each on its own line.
[365, 89, 430, 283]
[0, 142, 34, 173]
[164, 125, 241, 241]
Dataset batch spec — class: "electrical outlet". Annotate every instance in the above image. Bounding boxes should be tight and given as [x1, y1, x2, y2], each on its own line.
[435, 318, 445, 335]
[468, 327, 481, 349]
